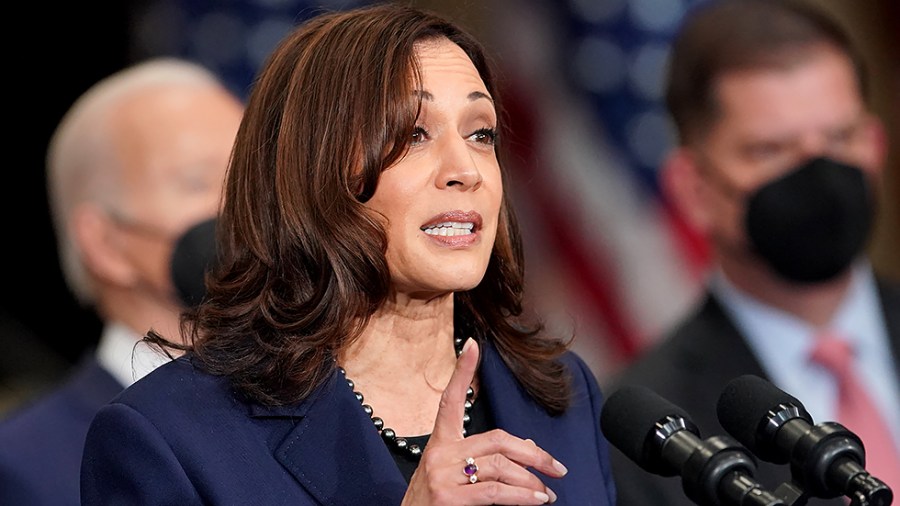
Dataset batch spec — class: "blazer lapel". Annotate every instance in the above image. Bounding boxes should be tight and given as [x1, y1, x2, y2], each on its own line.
[687, 295, 769, 378]
[479, 343, 556, 448]
[263, 371, 407, 505]
[261, 340, 601, 504]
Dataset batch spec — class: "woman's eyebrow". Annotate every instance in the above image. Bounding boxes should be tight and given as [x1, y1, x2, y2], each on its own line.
[413, 90, 493, 103]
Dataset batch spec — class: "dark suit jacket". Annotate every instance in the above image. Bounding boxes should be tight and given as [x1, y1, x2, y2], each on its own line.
[81, 342, 617, 505]
[605, 278, 900, 506]
[0, 355, 121, 506]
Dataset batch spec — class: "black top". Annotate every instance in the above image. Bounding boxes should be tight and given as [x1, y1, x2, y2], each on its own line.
[391, 386, 495, 483]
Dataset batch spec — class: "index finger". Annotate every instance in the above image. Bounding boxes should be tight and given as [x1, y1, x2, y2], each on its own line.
[431, 338, 479, 442]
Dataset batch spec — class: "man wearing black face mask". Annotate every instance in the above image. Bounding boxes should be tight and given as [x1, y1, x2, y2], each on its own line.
[701, 155, 876, 285]
[0, 59, 242, 506]
[604, 1, 900, 504]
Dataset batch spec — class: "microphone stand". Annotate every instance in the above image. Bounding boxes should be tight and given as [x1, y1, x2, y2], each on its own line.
[651, 416, 788, 506]
[767, 421, 893, 506]
[769, 476, 892, 506]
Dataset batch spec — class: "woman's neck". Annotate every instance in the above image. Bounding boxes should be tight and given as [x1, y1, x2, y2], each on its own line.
[337, 293, 460, 435]
[342, 293, 456, 379]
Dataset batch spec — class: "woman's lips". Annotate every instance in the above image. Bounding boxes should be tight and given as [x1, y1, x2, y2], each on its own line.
[420, 210, 482, 247]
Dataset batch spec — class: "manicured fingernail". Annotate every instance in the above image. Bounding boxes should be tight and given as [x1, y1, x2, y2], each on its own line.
[534, 491, 550, 503]
[462, 337, 475, 354]
[546, 487, 558, 503]
[553, 459, 568, 476]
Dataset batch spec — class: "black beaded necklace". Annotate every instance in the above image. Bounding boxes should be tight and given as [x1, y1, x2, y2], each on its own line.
[338, 336, 475, 461]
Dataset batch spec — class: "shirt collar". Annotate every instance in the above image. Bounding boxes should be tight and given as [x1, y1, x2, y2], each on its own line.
[711, 261, 880, 355]
[709, 261, 890, 422]
[95, 321, 173, 387]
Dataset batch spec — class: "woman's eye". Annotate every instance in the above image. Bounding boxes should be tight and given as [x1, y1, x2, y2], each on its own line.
[411, 126, 428, 145]
[471, 127, 497, 145]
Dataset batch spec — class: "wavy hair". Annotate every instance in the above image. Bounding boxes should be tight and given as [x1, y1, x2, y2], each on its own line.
[150, 3, 572, 414]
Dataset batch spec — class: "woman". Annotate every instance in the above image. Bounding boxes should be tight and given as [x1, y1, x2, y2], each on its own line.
[80, 4, 616, 505]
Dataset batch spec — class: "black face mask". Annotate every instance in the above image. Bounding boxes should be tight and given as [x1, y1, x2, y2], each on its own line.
[744, 156, 873, 283]
[170, 217, 219, 306]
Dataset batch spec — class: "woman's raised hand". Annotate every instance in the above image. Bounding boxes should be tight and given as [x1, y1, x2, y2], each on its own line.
[402, 339, 567, 505]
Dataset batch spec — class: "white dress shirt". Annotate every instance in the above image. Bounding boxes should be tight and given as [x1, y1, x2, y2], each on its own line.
[710, 261, 900, 453]
[95, 321, 173, 388]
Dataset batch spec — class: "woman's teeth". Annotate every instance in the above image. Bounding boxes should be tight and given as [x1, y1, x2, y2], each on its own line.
[422, 221, 475, 236]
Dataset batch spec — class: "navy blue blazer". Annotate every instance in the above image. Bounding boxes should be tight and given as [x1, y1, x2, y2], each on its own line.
[81, 342, 616, 505]
[0, 355, 121, 506]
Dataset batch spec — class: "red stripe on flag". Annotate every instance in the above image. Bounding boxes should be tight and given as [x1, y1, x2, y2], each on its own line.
[660, 196, 711, 281]
[502, 81, 643, 360]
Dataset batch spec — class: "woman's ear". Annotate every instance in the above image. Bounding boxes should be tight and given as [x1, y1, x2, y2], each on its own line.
[72, 203, 139, 286]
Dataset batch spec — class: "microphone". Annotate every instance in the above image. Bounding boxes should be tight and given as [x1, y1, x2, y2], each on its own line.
[170, 216, 219, 307]
[601, 384, 787, 506]
[717, 374, 893, 505]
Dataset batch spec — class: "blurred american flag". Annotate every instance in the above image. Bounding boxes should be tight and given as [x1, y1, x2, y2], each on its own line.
[488, 0, 709, 378]
[128, 0, 710, 381]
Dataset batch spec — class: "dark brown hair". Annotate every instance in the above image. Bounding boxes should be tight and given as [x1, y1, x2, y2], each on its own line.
[150, 2, 572, 414]
[666, 0, 869, 144]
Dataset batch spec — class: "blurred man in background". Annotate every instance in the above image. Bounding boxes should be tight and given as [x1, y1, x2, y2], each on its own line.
[0, 57, 243, 506]
[606, 0, 900, 504]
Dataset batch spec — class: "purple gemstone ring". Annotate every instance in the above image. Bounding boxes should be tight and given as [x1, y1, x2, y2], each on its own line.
[463, 457, 479, 484]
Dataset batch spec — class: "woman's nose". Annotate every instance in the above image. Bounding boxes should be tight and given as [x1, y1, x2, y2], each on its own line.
[435, 137, 483, 191]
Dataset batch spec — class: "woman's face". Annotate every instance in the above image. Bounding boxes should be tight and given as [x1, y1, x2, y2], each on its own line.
[364, 37, 502, 300]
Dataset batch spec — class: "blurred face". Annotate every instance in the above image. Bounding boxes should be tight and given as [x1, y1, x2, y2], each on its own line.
[364, 37, 502, 299]
[110, 85, 243, 303]
[689, 46, 883, 260]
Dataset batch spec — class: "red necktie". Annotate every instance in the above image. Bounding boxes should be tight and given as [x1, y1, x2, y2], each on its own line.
[809, 334, 900, 490]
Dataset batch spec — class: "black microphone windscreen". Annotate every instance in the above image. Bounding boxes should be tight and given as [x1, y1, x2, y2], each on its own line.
[717, 374, 808, 456]
[600, 384, 694, 468]
[171, 217, 218, 307]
